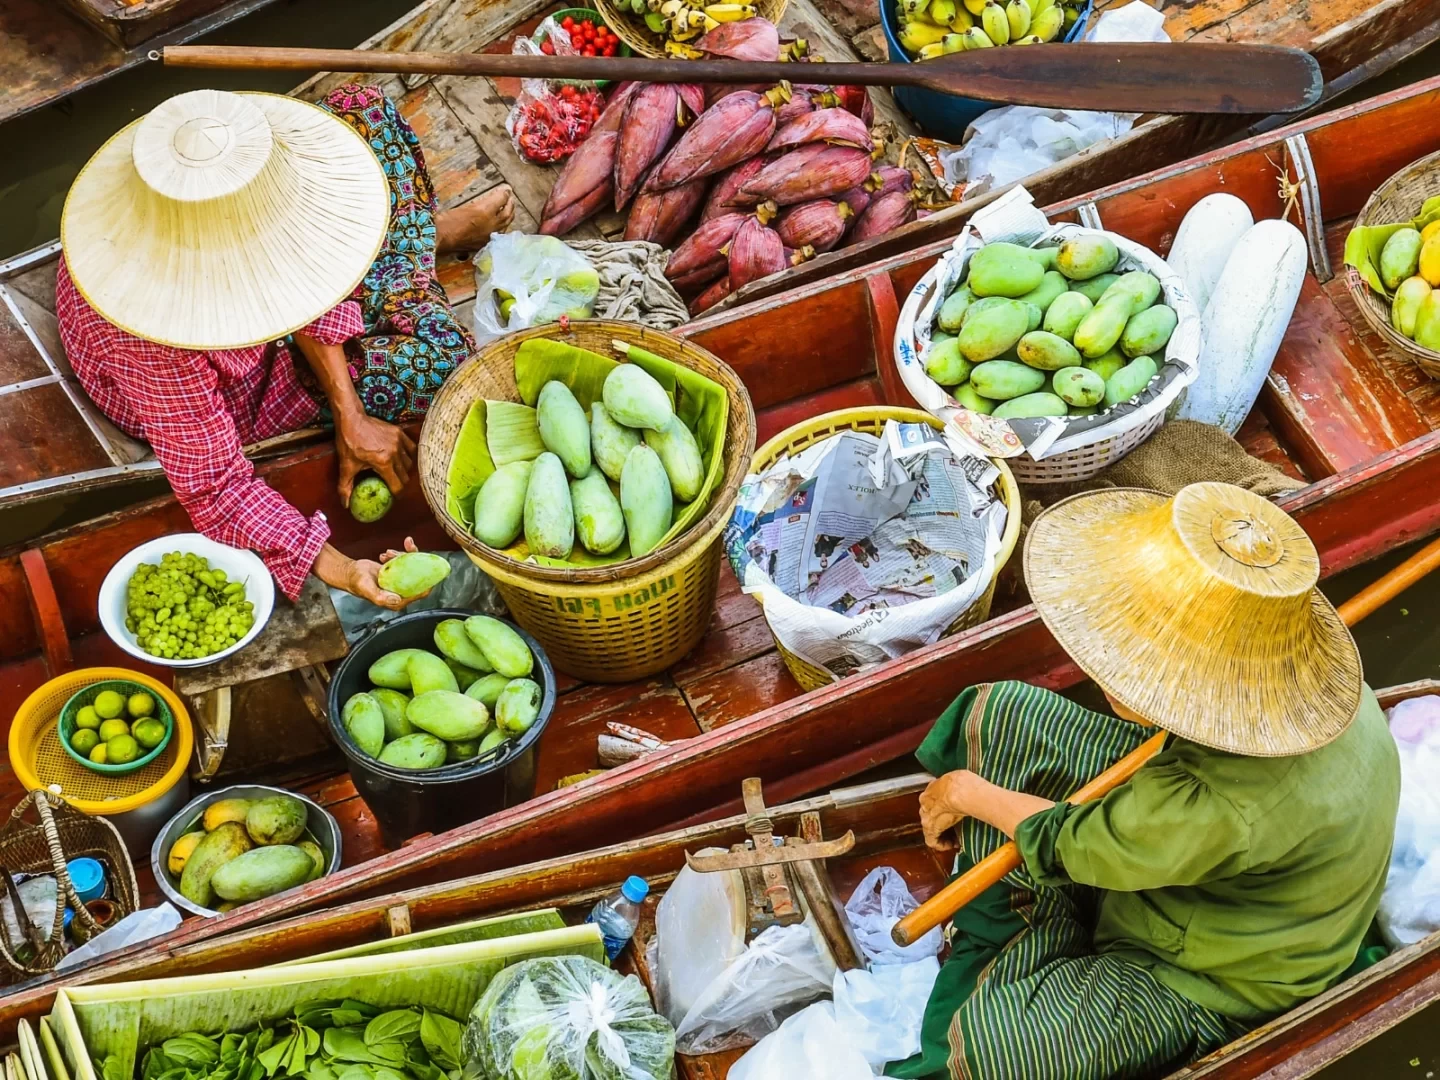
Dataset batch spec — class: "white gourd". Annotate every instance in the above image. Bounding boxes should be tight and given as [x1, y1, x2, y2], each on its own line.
[1166, 193, 1255, 315]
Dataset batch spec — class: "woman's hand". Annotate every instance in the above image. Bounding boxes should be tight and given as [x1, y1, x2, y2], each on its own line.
[920, 770, 981, 851]
[335, 411, 416, 507]
[314, 539, 430, 611]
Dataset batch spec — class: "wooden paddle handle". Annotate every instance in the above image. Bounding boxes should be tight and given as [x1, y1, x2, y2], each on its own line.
[892, 532, 1440, 948]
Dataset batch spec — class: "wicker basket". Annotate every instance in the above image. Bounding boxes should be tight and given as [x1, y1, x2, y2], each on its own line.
[592, 0, 789, 59]
[0, 790, 139, 985]
[418, 320, 755, 683]
[746, 407, 1022, 692]
[1344, 148, 1440, 380]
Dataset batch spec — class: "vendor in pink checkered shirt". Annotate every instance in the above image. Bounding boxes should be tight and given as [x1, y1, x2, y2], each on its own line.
[58, 86, 515, 609]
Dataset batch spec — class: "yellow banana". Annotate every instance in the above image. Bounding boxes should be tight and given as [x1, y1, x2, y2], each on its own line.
[902, 0, 932, 15]
[941, 31, 966, 52]
[1062, 4, 1079, 28]
[1013, 33, 1042, 43]
[948, 7, 975, 29]
[1032, 0, 1056, 14]
[1006, 0, 1031, 38]
[703, 2, 756, 17]
[929, 0, 958, 25]
[703, 13, 720, 29]
[962, 0, 988, 16]
[980, 1, 1009, 43]
[899, 20, 951, 49]
[959, 25, 993, 47]
[664, 40, 703, 56]
[1031, 4, 1063, 40]
[917, 41, 946, 58]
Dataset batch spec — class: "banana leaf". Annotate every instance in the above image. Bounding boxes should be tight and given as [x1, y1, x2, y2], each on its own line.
[272, 911, 565, 967]
[444, 401, 493, 530]
[1344, 195, 1440, 296]
[39, 1018, 73, 1080]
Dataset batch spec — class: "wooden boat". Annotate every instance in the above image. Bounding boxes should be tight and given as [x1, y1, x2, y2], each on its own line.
[1, 680, 1437, 1078]
[7, 66, 1440, 989]
[5, 0, 1440, 508]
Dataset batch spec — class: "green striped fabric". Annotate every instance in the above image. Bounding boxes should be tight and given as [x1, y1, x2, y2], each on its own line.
[887, 682, 1247, 1080]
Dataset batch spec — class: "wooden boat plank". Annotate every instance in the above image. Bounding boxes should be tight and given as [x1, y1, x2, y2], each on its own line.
[669, 609, 776, 687]
[680, 651, 802, 732]
[1236, 411, 1310, 482]
[396, 81, 502, 212]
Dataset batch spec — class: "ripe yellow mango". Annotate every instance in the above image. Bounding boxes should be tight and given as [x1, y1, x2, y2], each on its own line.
[1421, 234, 1440, 288]
[1392, 276, 1432, 339]
[1412, 291, 1440, 351]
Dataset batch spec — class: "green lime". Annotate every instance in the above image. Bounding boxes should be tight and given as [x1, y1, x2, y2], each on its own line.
[98, 718, 130, 742]
[350, 475, 394, 523]
[75, 706, 101, 730]
[132, 718, 166, 750]
[106, 734, 140, 765]
[126, 692, 155, 719]
[94, 690, 125, 720]
[69, 729, 99, 756]
[88, 744, 109, 765]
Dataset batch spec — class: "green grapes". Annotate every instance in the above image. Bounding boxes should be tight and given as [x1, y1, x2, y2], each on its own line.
[124, 551, 255, 661]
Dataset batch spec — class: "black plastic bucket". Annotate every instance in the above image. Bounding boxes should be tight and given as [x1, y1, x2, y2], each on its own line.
[328, 608, 557, 848]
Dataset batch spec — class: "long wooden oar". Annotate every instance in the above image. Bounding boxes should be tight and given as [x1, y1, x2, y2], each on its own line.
[891, 531, 1440, 948]
[159, 43, 1322, 115]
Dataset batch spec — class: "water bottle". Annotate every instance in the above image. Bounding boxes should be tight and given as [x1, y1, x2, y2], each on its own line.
[586, 876, 648, 960]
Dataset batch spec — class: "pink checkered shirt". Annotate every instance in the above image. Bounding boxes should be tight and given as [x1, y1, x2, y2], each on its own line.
[56, 256, 366, 600]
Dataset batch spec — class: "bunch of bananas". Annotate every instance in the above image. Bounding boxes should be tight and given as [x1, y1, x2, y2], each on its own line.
[629, 0, 756, 55]
[897, 0, 1083, 58]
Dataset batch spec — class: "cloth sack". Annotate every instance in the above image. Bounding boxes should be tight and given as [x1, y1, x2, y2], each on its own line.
[567, 239, 690, 329]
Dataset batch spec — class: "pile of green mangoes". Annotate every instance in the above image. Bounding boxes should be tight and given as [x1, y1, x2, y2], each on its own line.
[342, 616, 543, 771]
[474, 364, 701, 562]
[925, 236, 1177, 420]
[168, 793, 325, 913]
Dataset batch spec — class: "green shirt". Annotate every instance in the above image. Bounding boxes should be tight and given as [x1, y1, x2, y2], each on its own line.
[1015, 685, 1400, 1022]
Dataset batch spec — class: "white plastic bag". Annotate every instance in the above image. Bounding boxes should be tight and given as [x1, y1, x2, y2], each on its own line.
[1379, 695, 1440, 947]
[728, 1002, 873, 1080]
[845, 866, 944, 965]
[653, 849, 749, 1026]
[471, 232, 600, 344]
[832, 959, 940, 1069]
[56, 903, 182, 972]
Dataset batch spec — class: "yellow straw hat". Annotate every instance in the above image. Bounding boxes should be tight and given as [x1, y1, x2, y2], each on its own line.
[61, 88, 389, 350]
[1024, 482, 1362, 757]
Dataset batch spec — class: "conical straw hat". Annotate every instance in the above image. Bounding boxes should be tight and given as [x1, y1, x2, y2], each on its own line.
[61, 89, 389, 350]
[1024, 482, 1362, 757]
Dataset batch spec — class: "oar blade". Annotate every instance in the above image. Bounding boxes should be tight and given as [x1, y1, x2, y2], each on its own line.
[918, 43, 1322, 115]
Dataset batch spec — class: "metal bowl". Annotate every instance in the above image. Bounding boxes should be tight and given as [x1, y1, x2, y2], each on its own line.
[150, 784, 341, 917]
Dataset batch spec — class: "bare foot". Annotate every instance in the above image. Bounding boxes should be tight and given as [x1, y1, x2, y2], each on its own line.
[436, 185, 516, 254]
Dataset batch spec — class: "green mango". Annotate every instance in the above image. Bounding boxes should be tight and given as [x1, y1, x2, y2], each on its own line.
[620, 444, 674, 558]
[496, 679, 544, 735]
[1056, 234, 1120, 280]
[1016, 331, 1081, 371]
[1070, 404, 1099, 417]
[1042, 292, 1093, 341]
[465, 672, 512, 710]
[924, 338, 972, 386]
[478, 728, 510, 755]
[590, 403, 642, 483]
[407, 651, 458, 696]
[1120, 304, 1178, 358]
[570, 469, 626, 555]
[1083, 348, 1127, 383]
[644, 415, 705, 502]
[1097, 270, 1161, 316]
[1068, 271, 1122, 303]
[367, 648, 430, 691]
[1381, 228, 1424, 292]
[1104, 355, 1160, 407]
[472, 461, 533, 549]
[993, 392, 1069, 419]
[1052, 367, 1106, 408]
[342, 693, 386, 758]
[959, 295, 1010, 327]
[1393, 276, 1433, 338]
[967, 243, 1045, 298]
[937, 285, 975, 332]
[370, 688, 414, 741]
[434, 618, 492, 672]
[969, 360, 1047, 401]
[407, 689, 491, 741]
[376, 552, 450, 599]
[442, 657, 483, 691]
[179, 823, 251, 908]
[954, 383, 995, 414]
[603, 364, 673, 430]
[446, 739, 479, 763]
[537, 380, 592, 479]
[1072, 298, 1131, 359]
[1031, 245, 1059, 271]
[1023, 303, 1043, 332]
[1413, 292, 1440, 351]
[211, 845, 314, 903]
[463, 616, 535, 678]
[957, 299, 1030, 362]
[378, 732, 447, 770]
[1016, 271, 1069, 315]
[524, 452, 575, 559]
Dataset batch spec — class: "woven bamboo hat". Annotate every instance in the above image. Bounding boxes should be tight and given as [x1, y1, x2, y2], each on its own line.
[61, 88, 389, 350]
[1024, 482, 1362, 757]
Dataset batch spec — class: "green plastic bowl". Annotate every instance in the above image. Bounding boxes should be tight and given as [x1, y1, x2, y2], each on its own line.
[59, 679, 175, 776]
[535, 7, 632, 86]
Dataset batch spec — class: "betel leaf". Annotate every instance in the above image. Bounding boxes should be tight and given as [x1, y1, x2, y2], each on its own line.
[163, 1037, 221, 1067]
[102, 1058, 128, 1080]
[334, 1066, 374, 1080]
[321, 1029, 396, 1068]
[257, 1036, 295, 1078]
[363, 1013, 422, 1049]
[418, 1013, 461, 1072]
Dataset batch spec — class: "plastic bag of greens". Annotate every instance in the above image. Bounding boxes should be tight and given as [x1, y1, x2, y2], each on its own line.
[461, 955, 675, 1080]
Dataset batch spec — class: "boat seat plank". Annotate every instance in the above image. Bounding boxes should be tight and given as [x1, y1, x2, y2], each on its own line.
[752, 376, 887, 445]
[0, 384, 115, 486]
[3, 259, 59, 314]
[680, 651, 802, 732]
[670, 612, 776, 688]
[395, 82, 500, 213]
[0, 292, 54, 385]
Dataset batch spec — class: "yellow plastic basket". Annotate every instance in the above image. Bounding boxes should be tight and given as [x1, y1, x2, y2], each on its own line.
[418, 320, 756, 683]
[749, 407, 1022, 692]
[9, 668, 194, 815]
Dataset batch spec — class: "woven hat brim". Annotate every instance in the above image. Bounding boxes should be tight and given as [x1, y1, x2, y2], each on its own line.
[1024, 487, 1363, 757]
[61, 93, 389, 351]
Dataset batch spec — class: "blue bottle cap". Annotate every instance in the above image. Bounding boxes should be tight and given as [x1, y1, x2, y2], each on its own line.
[63, 907, 74, 933]
[621, 876, 649, 903]
[67, 858, 106, 904]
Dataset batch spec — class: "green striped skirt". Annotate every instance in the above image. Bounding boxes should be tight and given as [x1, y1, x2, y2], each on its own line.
[886, 681, 1248, 1080]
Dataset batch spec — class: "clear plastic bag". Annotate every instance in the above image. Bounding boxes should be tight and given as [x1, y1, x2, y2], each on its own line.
[504, 24, 605, 165]
[472, 232, 601, 343]
[728, 1002, 872, 1080]
[1379, 695, 1440, 947]
[831, 959, 940, 1069]
[460, 954, 675, 1080]
[845, 866, 944, 965]
[55, 903, 182, 972]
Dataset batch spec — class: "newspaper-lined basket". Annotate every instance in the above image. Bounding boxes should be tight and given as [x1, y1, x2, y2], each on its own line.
[895, 219, 1201, 485]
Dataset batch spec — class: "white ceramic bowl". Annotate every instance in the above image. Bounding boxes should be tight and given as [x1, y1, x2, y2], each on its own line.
[98, 533, 275, 669]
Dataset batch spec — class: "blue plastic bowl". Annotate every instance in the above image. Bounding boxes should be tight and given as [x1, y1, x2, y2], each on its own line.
[879, 0, 1094, 144]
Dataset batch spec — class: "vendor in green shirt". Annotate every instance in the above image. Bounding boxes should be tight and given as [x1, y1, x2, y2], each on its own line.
[889, 482, 1401, 1080]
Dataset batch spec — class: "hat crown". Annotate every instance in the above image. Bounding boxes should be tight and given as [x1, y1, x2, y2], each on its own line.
[131, 89, 274, 203]
[1169, 482, 1318, 600]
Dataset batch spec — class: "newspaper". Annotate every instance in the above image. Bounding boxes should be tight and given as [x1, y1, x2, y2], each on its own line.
[725, 421, 1006, 682]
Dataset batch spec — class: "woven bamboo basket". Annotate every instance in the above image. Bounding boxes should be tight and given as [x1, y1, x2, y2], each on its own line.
[746, 407, 1022, 692]
[0, 790, 139, 985]
[418, 320, 755, 683]
[592, 0, 789, 59]
[1345, 148, 1440, 380]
